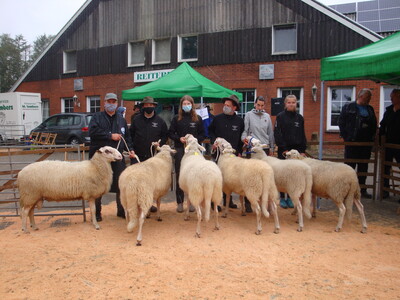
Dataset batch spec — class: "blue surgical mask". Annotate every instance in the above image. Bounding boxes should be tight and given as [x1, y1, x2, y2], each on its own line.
[223, 106, 233, 115]
[182, 105, 192, 112]
[105, 103, 117, 112]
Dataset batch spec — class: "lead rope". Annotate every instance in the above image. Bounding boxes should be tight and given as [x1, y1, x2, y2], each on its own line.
[150, 139, 161, 157]
[117, 135, 141, 163]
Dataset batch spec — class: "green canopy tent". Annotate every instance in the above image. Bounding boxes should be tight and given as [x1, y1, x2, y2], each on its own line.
[317, 32, 400, 160]
[122, 62, 243, 103]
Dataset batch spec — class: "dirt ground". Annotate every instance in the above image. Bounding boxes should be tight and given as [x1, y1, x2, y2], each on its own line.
[1, 194, 400, 299]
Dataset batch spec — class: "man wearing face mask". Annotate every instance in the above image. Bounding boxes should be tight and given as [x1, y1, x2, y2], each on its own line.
[209, 94, 244, 209]
[89, 93, 135, 221]
[130, 96, 168, 163]
[241, 95, 275, 212]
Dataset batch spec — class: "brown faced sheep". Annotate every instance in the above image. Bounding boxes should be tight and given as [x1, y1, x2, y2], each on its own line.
[17, 146, 122, 232]
[119, 145, 176, 246]
[213, 137, 280, 235]
[285, 149, 367, 233]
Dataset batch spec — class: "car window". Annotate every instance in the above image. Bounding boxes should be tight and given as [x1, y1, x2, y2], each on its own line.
[44, 116, 57, 127]
[85, 115, 92, 125]
[73, 116, 81, 125]
[57, 115, 70, 126]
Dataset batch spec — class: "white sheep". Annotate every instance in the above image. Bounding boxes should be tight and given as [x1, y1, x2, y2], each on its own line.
[179, 134, 223, 237]
[248, 137, 312, 232]
[285, 149, 368, 233]
[17, 146, 122, 233]
[119, 144, 176, 246]
[213, 137, 280, 235]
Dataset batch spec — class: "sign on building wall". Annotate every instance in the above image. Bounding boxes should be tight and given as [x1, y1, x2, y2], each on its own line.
[74, 79, 83, 91]
[134, 69, 174, 83]
[259, 64, 274, 80]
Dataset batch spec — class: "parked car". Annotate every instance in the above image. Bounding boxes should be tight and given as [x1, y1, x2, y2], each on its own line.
[31, 113, 93, 145]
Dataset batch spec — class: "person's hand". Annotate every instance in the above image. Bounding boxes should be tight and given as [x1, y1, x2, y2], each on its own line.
[111, 133, 122, 141]
[283, 150, 288, 157]
[300, 152, 307, 157]
[180, 136, 186, 144]
[243, 138, 249, 146]
[128, 150, 136, 158]
[268, 149, 273, 156]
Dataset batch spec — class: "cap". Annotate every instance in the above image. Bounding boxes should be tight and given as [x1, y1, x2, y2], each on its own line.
[105, 93, 118, 101]
[222, 94, 240, 111]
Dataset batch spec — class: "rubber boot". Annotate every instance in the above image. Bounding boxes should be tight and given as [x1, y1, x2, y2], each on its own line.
[116, 192, 125, 218]
[95, 197, 102, 221]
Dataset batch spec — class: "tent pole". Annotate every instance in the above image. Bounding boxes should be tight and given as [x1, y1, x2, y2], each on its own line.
[318, 81, 325, 160]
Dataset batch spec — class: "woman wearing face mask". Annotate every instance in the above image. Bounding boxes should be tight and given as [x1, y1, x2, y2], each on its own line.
[168, 95, 205, 213]
[208, 94, 244, 209]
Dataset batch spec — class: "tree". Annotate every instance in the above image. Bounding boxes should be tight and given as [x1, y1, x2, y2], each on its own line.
[30, 34, 54, 63]
[0, 34, 29, 92]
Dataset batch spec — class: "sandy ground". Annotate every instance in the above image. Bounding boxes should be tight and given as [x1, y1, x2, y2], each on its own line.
[1, 193, 400, 300]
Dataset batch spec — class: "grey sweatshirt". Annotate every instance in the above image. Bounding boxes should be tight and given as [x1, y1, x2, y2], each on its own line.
[241, 109, 275, 149]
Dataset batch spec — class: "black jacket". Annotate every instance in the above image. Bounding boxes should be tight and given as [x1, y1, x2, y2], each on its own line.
[338, 101, 377, 142]
[379, 104, 400, 144]
[274, 110, 307, 153]
[168, 113, 205, 148]
[130, 113, 168, 160]
[88, 111, 133, 156]
[209, 113, 244, 154]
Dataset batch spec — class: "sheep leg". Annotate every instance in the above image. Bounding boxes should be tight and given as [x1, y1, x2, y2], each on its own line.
[184, 199, 190, 221]
[253, 201, 262, 235]
[156, 198, 162, 222]
[88, 200, 100, 230]
[136, 210, 146, 246]
[240, 196, 246, 216]
[195, 206, 202, 238]
[335, 202, 346, 232]
[311, 194, 317, 218]
[354, 198, 368, 233]
[222, 192, 231, 218]
[269, 200, 280, 234]
[29, 207, 38, 231]
[21, 206, 31, 233]
[294, 197, 303, 232]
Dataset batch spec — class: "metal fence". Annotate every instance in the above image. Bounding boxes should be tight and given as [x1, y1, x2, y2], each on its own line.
[0, 125, 26, 145]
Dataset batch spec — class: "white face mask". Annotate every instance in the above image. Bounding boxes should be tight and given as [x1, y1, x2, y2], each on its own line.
[223, 106, 233, 115]
[255, 109, 265, 114]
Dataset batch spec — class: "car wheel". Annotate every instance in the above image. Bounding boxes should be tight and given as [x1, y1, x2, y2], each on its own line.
[68, 137, 82, 146]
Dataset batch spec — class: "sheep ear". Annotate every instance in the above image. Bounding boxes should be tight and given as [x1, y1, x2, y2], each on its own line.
[184, 145, 190, 153]
[261, 144, 269, 149]
[199, 145, 206, 152]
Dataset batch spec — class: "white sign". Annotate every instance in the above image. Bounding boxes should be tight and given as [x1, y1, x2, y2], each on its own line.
[196, 107, 209, 120]
[259, 64, 274, 80]
[134, 69, 174, 83]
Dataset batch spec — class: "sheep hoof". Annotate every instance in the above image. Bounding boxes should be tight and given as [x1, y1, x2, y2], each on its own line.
[157, 218, 162, 222]
[222, 214, 227, 218]
[241, 213, 246, 216]
[312, 213, 317, 218]
[195, 233, 201, 238]
[30, 225, 39, 231]
[255, 230, 261, 235]
[136, 241, 142, 246]
[214, 226, 220, 231]
[274, 228, 280, 234]
[361, 227, 367, 234]
[335, 227, 341, 232]
[297, 227, 303, 232]
[22, 229, 30, 234]
[184, 216, 189, 221]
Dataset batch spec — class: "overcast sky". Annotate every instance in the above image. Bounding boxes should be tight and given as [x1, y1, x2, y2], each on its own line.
[0, 0, 368, 45]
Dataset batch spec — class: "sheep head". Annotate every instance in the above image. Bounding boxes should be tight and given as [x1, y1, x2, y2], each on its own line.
[284, 149, 303, 159]
[184, 139, 205, 154]
[246, 136, 268, 153]
[156, 144, 177, 155]
[213, 137, 236, 154]
[97, 146, 123, 161]
[184, 134, 198, 145]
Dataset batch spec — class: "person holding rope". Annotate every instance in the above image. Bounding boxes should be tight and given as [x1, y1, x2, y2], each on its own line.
[89, 93, 135, 221]
[130, 96, 168, 212]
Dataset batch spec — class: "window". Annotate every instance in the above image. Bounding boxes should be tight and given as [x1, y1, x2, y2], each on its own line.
[87, 96, 101, 113]
[272, 24, 297, 55]
[128, 41, 145, 66]
[278, 88, 304, 115]
[178, 35, 198, 62]
[61, 98, 74, 113]
[235, 89, 256, 118]
[43, 116, 57, 128]
[63, 50, 77, 73]
[327, 86, 355, 131]
[380, 85, 396, 120]
[152, 38, 171, 64]
[41, 99, 49, 121]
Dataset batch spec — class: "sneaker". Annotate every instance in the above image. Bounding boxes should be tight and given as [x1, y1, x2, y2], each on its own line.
[150, 205, 157, 213]
[229, 201, 238, 209]
[176, 203, 184, 213]
[245, 201, 253, 213]
[189, 204, 195, 212]
[117, 213, 126, 219]
[280, 198, 288, 209]
[286, 198, 294, 208]
[361, 190, 372, 199]
[211, 202, 222, 212]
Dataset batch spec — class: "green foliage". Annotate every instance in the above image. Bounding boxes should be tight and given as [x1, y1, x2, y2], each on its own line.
[0, 33, 54, 92]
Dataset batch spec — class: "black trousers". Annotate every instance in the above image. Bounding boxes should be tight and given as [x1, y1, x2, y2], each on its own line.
[95, 159, 126, 216]
[344, 145, 372, 189]
[174, 147, 185, 204]
[383, 147, 400, 188]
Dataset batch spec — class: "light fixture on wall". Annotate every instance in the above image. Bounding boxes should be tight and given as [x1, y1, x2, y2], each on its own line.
[312, 83, 318, 102]
[73, 94, 80, 107]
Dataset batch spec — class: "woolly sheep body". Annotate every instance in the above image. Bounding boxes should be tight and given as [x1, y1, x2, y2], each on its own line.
[18, 146, 122, 232]
[119, 145, 176, 245]
[251, 148, 312, 232]
[214, 138, 280, 235]
[179, 137, 223, 237]
[285, 149, 367, 233]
